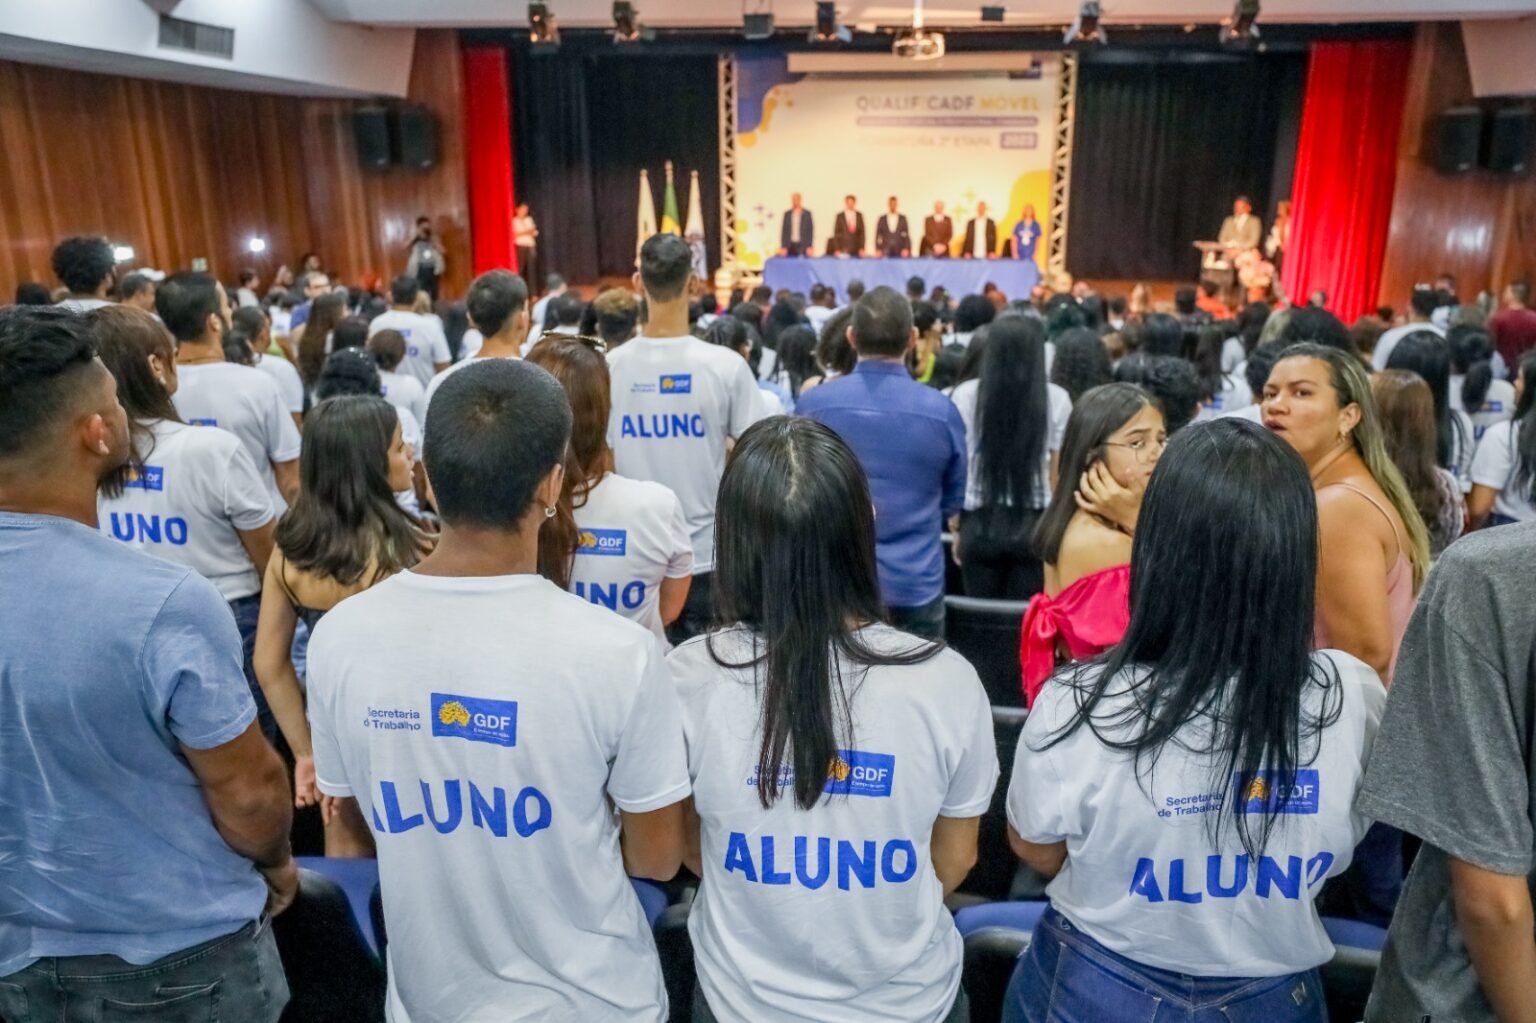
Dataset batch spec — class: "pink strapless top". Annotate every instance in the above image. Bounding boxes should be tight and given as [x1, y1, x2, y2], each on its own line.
[1019, 563, 1130, 707]
[1313, 484, 1416, 684]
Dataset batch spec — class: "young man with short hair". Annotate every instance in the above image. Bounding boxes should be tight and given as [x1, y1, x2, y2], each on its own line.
[307, 358, 689, 1022]
[368, 276, 452, 386]
[423, 270, 529, 419]
[51, 236, 116, 313]
[0, 307, 293, 1020]
[607, 235, 767, 642]
[118, 272, 158, 314]
[1372, 285, 1443, 371]
[1490, 281, 1536, 373]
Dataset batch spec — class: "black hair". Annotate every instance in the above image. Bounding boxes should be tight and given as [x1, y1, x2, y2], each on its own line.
[315, 347, 383, 400]
[1037, 418, 1343, 861]
[551, 292, 585, 328]
[1448, 324, 1496, 412]
[776, 325, 819, 399]
[1079, 294, 1106, 331]
[368, 329, 407, 371]
[390, 275, 420, 306]
[705, 316, 762, 374]
[91, 306, 180, 498]
[1199, 279, 1220, 299]
[709, 417, 942, 810]
[763, 299, 802, 351]
[911, 301, 940, 336]
[845, 279, 866, 302]
[231, 305, 267, 341]
[466, 269, 528, 337]
[954, 294, 996, 333]
[1174, 286, 1198, 315]
[953, 326, 991, 389]
[906, 275, 926, 299]
[850, 286, 913, 358]
[545, 273, 566, 292]
[439, 302, 469, 360]
[1051, 327, 1114, 402]
[816, 307, 856, 377]
[1033, 383, 1157, 563]
[1115, 353, 1201, 434]
[118, 273, 154, 302]
[331, 316, 370, 352]
[1409, 286, 1439, 320]
[1237, 301, 1271, 354]
[1284, 306, 1356, 356]
[1510, 352, 1536, 503]
[361, 295, 389, 322]
[155, 272, 223, 343]
[1044, 295, 1088, 338]
[750, 285, 773, 305]
[0, 307, 101, 462]
[1107, 295, 1128, 317]
[639, 235, 694, 302]
[1244, 340, 1288, 397]
[423, 359, 571, 528]
[1139, 313, 1184, 358]
[1385, 330, 1467, 471]
[1191, 325, 1230, 403]
[14, 282, 52, 306]
[277, 394, 422, 585]
[223, 331, 255, 366]
[51, 236, 115, 295]
[239, 269, 259, 287]
[975, 316, 1050, 520]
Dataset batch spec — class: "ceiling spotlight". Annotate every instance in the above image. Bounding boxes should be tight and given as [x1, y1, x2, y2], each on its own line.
[743, 12, 775, 39]
[112, 244, 135, 263]
[529, 3, 560, 47]
[810, 2, 851, 43]
[612, 1, 641, 42]
[1064, 1, 1104, 44]
[980, 5, 1005, 22]
[1222, 0, 1260, 43]
[247, 237, 267, 254]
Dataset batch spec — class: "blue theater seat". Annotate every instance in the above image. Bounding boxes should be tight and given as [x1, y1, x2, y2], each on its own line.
[296, 856, 381, 954]
[273, 867, 386, 1023]
[953, 899, 1050, 938]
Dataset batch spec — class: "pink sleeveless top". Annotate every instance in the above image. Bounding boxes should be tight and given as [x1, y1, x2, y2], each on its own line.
[1313, 482, 1416, 685]
[1019, 563, 1130, 707]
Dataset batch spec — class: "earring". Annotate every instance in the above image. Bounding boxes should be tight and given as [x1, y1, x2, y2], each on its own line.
[156, 374, 166, 386]
[544, 506, 556, 519]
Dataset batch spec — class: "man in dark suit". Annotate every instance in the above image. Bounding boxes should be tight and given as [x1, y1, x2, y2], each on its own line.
[779, 193, 814, 257]
[831, 195, 866, 256]
[961, 202, 999, 259]
[873, 196, 911, 259]
[921, 200, 953, 258]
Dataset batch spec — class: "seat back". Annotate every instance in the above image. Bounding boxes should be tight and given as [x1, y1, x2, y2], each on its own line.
[1320, 916, 1386, 1023]
[958, 706, 1029, 900]
[962, 926, 1030, 1023]
[274, 868, 386, 1023]
[944, 596, 1029, 707]
[295, 856, 381, 954]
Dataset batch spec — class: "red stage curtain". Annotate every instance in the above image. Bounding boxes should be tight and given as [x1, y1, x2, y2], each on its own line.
[1282, 40, 1413, 321]
[462, 45, 516, 275]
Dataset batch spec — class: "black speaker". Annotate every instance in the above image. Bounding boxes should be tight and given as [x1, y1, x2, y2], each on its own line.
[1434, 107, 1483, 174]
[397, 107, 438, 171]
[352, 106, 392, 170]
[1484, 107, 1533, 175]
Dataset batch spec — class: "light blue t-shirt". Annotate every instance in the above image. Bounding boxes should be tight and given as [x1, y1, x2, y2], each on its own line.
[0, 512, 267, 976]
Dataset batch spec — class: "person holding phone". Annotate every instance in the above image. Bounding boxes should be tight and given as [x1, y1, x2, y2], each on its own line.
[405, 216, 446, 301]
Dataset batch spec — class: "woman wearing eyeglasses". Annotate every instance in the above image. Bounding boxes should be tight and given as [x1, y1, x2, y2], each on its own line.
[1020, 384, 1165, 707]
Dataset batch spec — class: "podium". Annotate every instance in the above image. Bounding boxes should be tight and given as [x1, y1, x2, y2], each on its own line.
[1195, 240, 1238, 302]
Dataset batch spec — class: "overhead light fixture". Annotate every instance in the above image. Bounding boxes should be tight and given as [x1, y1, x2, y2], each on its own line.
[743, 12, 775, 39]
[612, 1, 641, 42]
[1064, 1, 1104, 45]
[529, 3, 560, 47]
[810, 2, 850, 43]
[112, 244, 135, 263]
[1222, 0, 1260, 43]
[247, 237, 267, 254]
[980, 5, 1005, 22]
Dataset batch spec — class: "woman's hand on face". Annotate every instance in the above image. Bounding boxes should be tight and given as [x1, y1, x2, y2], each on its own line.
[1075, 462, 1142, 534]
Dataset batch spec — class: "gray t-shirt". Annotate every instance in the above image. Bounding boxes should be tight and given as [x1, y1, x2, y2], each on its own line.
[1357, 522, 1536, 1023]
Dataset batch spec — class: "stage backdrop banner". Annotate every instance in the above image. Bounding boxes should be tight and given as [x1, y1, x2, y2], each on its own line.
[734, 55, 1060, 273]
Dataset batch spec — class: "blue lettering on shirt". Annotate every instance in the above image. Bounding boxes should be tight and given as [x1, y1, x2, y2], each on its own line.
[430, 693, 518, 747]
[1127, 852, 1336, 903]
[374, 779, 551, 838]
[659, 374, 693, 394]
[576, 528, 627, 557]
[724, 832, 918, 890]
[824, 749, 895, 797]
[573, 580, 646, 611]
[619, 414, 707, 439]
[1232, 770, 1320, 815]
[123, 465, 164, 491]
[188, 418, 218, 427]
[407, 345, 420, 358]
[108, 513, 189, 546]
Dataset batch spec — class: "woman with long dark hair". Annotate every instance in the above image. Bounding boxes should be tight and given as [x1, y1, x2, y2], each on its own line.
[1469, 351, 1536, 527]
[1264, 343, 1429, 681]
[1022, 384, 1163, 705]
[801, 306, 856, 396]
[670, 417, 996, 1023]
[1192, 324, 1254, 421]
[253, 394, 428, 854]
[1383, 330, 1475, 488]
[947, 315, 1070, 598]
[313, 347, 427, 518]
[1003, 419, 1384, 1023]
[526, 337, 693, 639]
[1372, 370, 1464, 554]
[775, 324, 822, 401]
[293, 291, 349, 387]
[1049, 327, 1113, 402]
[1448, 323, 1516, 441]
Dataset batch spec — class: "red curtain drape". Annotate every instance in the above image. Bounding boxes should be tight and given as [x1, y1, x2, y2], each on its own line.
[462, 45, 516, 275]
[1282, 40, 1413, 321]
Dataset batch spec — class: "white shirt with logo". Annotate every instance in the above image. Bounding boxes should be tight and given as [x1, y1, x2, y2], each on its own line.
[951, 380, 1071, 511]
[97, 419, 274, 601]
[1450, 375, 1517, 441]
[368, 310, 452, 387]
[669, 624, 997, 1022]
[1471, 419, 1536, 521]
[379, 369, 428, 428]
[306, 572, 691, 1023]
[606, 336, 767, 573]
[1008, 651, 1385, 977]
[1197, 374, 1255, 422]
[570, 473, 693, 642]
[254, 354, 305, 415]
[171, 363, 302, 514]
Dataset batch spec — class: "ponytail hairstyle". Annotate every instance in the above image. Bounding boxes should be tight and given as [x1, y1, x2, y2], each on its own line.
[1384, 330, 1467, 472]
[1370, 371, 1444, 540]
[1284, 342, 1432, 590]
[1509, 352, 1536, 503]
[710, 418, 942, 810]
[1191, 325, 1229, 404]
[1448, 324, 1496, 413]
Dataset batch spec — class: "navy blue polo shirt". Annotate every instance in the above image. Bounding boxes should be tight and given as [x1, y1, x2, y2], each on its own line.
[796, 360, 967, 608]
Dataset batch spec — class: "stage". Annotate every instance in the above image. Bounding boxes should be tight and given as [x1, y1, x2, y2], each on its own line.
[762, 257, 1043, 303]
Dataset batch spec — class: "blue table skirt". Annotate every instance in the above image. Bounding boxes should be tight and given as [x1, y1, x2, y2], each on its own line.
[763, 256, 1041, 303]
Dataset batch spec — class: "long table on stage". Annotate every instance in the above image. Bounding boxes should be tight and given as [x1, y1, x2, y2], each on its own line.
[762, 256, 1042, 300]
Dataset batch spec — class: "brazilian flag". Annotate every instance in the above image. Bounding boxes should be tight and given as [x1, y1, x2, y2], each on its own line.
[661, 161, 681, 235]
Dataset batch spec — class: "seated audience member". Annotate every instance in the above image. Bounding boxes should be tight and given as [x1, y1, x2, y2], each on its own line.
[609, 235, 766, 642]
[293, 291, 349, 388]
[1050, 328, 1113, 402]
[1114, 353, 1201, 434]
[1004, 419, 1384, 1023]
[424, 270, 530, 416]
[798, 287, 966, 639]
[1372, 371, 1465, 555]
[157, 273, 301, 514]
[592, 287, 642, 350]
[1193, 325, 1253, 421]
[118, 272, 157, 314]
[1355, 519, 1536, 1023]
[0, 306, 292, 1019]
[1449, 324, 1516, 440]
[1469, 351, 1536, 527]
[1373, 284, 1444, 371]
[51, 236, 116, 312]
[527, 337, 693, 639]
[950, 315, 1071, 599]
[1022, 384, 1163, 705]
[773, 325, 822, 406]
[307, 360, 689, 1018]
[802, 307, 855, 395]
[233, 306, 304, 428]
[1174, 284, 1212, 327]
[1138, 311, 1185, 358]
[907, 301, 960, 390]
[14, 281, 52, 306]
[672, 416, 995, 1021]
[368, 328, 429, 426]
[366, 276, 451, 385]
[1195, 278, 1228, 319]
[252, 394, 426, 856]
[1263, 343, 1429, 680]
[1384, 331, 1475, 489]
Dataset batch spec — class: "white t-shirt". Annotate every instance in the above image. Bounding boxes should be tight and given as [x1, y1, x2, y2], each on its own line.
[1371, 321, 1443, 372]
[1219, 402, 1265, 425]
[171, 362, 302, 514]
[97, 419, 274, 601]
[254, 354, 305, 415]
[1451, 408, 1476, 492]
[306, 572, 691, 1023]
[57, 297, 111, 313]
[1470, 419, 1536, 521]
[951, 379, 1071, 511]
[1221, 337, 1246, 374]
[1449, 375, 1517, 441]
[369, 310, 451, 387]
[570, 473, 693, 641]
[668, 625, 998, 1023]
[380, 369, 428, 428]
[606, 336, 767, 574]
[1196, 374, 1255, 422]
[394, 406, 423, 518]
[1008, 652, 1385, 977]
[805, 305, 835, 334]
[459, 328, 484, 360]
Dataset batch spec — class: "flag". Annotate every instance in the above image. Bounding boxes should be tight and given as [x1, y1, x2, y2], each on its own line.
[660, 160, 681, 235]
[636, 168, 658, 265]
[684, 169, 705, 239]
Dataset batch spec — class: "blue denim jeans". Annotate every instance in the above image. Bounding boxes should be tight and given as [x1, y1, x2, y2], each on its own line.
[0, 917, 287, 1023]
[1001, 908, 1326, 1023]
[889, 592, 947, 641]
[228, 594, 275, 742]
